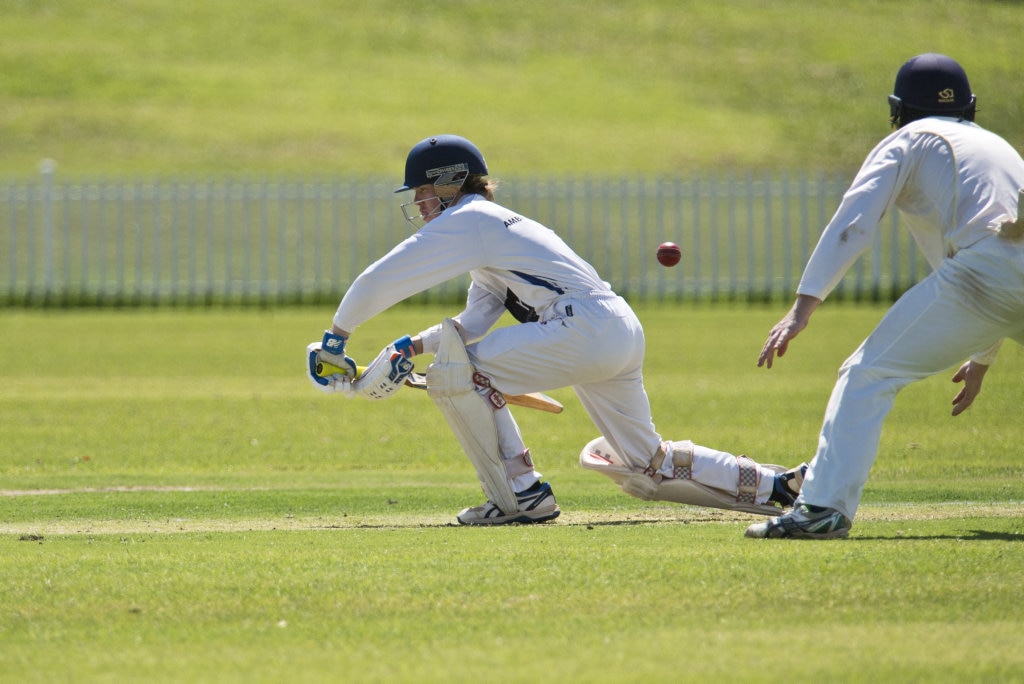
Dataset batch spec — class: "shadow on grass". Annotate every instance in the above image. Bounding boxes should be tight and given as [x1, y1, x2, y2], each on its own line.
[315, 518, 694, 530]
[315, 512, 730, 529]
[852, 529, 1023, 542]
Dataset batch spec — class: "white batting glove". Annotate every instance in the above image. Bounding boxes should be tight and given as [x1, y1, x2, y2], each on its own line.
[350, 343, 415, 400]
[306, 331, 358, 394]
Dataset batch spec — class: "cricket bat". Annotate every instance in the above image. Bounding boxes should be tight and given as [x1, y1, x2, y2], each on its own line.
[315, 361, 564, 414]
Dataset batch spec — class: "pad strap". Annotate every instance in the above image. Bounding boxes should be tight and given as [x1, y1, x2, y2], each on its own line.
[735, 455, 760, 504]
[642, 441, 693, 482]
[473, 372, 508, 410]
[669, 441, 693, 480]
[503, 449, 535, 479]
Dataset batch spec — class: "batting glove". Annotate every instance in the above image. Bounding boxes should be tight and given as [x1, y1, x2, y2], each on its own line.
[392, 334, 416, 358]
[351, 343, 416, 400]
[307, 331, 358, 393]
[320, 331, 354, 365]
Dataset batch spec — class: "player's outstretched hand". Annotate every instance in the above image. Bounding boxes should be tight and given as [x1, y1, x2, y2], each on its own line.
[758, 294, 822, 369]
[950, 360, 989, 416]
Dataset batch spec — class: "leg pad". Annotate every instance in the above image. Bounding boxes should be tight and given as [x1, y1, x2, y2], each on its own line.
[579, 436, 784, 516]
[428, 319, 519, 515]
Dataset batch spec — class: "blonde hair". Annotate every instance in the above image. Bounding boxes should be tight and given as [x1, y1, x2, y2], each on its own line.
[460, 174, 498, 201]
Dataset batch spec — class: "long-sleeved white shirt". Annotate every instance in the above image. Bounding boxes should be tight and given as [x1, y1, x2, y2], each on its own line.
[798, 117, 1024, 300]
[333, 194, 613, 353]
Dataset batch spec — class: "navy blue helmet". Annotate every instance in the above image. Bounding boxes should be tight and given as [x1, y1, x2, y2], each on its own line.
[395, 135, 488, 193]
[888, 53, 976, 128]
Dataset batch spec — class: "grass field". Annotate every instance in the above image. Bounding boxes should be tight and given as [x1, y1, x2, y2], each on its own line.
[3, 3, 1024, 679]
[1, 306, 1022, 682]
[3, 1, 1024, 177]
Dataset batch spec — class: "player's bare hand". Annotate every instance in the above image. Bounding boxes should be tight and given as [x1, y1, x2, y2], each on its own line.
[757, 295, 822, 369]
[950, 360, 989, 416]
[758, 322, 791, 368]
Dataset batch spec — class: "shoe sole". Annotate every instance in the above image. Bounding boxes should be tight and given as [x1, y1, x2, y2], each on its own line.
[457, 507, 561, 526]
[745, 526, 850, 540]
[773, 527, 849, 540]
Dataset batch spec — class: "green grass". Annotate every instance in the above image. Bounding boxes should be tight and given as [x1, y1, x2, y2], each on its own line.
[3, 0, 1024, 177]
[5, 523, 1023, 682]
[5, 5, 1024, 679]
[1, 306, 1022, 682]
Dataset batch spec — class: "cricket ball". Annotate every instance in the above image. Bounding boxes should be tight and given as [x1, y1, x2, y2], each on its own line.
[657, 242, 681, 267]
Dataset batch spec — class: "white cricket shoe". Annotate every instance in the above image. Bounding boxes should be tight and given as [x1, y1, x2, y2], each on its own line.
[457, 481, 561, 526]
[745, 504, 852, 539]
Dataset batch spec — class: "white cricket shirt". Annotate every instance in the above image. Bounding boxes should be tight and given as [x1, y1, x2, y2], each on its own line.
[333, 194, 613, 353]
[798, 117, 1024, 300]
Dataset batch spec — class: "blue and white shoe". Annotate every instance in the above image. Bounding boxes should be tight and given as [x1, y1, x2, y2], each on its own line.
[457, 481, 561, 526]
[767, 463, 809, 508]
[745, 504, 852, 539]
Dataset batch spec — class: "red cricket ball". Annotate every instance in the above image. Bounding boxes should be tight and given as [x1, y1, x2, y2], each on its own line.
[657, 242, 681, 267]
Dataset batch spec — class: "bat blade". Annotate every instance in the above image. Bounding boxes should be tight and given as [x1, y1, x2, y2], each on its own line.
[315, 362, 562, 414]
[405, 372, 562, 414]
[505, 391, 564, 414]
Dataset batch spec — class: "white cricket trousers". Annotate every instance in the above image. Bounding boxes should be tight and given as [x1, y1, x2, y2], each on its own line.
[468, 293, 776, 499]
[800, 235, 1024, 519]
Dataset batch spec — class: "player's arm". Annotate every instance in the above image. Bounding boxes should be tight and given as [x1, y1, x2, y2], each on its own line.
[758, 158, 894, 370]
[415, 281, 506, 356]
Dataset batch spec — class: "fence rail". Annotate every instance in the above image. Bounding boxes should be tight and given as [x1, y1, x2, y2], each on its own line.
[1, 167, 926, 307]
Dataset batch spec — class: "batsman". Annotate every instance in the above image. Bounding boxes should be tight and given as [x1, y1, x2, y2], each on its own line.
[308, 134, 807, 525]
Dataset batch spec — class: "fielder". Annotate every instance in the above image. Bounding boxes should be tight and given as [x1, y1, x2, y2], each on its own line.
[748, 54, 1024, 539]
[309, 134, 807, 525]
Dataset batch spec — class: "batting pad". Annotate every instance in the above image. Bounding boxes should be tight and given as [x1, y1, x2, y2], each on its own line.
[579, 436, 785, 516]
[427, 319, 519, 515]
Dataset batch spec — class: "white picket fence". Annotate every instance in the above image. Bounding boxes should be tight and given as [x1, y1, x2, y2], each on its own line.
[1, 165, 927, 306]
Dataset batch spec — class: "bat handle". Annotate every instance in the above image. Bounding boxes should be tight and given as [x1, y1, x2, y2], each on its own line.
[316, 361, 363, 379]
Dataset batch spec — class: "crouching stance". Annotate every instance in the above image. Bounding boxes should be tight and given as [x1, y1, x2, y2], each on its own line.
[309, 133, 805, 525]
[425, 318, 802, 523]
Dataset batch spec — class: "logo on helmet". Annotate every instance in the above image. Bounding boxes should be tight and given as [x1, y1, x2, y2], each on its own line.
[426, 163, 469, 184]
[937, 88, 956, 104]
